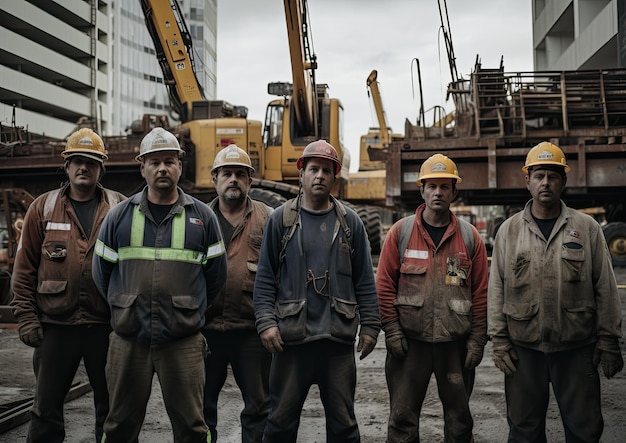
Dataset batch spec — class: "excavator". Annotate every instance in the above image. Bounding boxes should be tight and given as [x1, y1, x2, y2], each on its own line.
[0, 0, 391, 304]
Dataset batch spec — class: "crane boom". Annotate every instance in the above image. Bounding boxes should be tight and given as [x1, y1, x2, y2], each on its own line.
[284, 0, 318, 137]
[366, 70, 391, 147]
[140, 0, 204, 122]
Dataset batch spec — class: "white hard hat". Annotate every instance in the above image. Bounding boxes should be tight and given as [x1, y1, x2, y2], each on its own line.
[136, 127, 185, 161]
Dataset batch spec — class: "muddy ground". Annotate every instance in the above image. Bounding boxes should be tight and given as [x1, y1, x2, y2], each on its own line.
[1, 267, 626, 442]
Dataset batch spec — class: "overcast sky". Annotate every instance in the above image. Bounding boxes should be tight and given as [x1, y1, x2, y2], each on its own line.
[215, 0, 533, 171]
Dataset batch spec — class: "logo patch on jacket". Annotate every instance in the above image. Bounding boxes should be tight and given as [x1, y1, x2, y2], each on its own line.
[189, 217, 204, 226]
[568, 229, 580, 239]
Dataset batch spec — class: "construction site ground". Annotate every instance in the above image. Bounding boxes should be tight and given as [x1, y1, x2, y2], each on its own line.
[1, 266, 625, 442]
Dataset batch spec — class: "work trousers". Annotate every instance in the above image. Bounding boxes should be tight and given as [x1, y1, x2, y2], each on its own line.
[28, 323, 110, 443]
[505, 343, 603, 443]
[385, 339, 473, 443]
[263, 340, 360, 443]
[201, 329, 271, 442]
[102, 332, 209, 443]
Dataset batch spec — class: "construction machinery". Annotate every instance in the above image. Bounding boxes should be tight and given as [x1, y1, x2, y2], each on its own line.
[386, 0, 626, 265]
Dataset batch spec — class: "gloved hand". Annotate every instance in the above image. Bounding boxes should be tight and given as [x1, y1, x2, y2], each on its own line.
[464, 337, 486, 370]
[18, 321, 44, 348]
[593, 336, 624, 379]
[491, 337, 518, 376]
[384, 320, 408, 359]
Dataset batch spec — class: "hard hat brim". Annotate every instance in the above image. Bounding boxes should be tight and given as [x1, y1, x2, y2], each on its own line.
[135, 147, 186, 162]
[63, 151, 107, 163]
[418, 173, 462, 184]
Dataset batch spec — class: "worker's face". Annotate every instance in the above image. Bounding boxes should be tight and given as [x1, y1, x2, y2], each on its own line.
[300, 157, 336, 198]
[213, 166, 252, 202]
[140, 151, 182, 193]
[526, 167, 566, 206]
[65, 156, 101, 191]
[420, 178, 457, 213]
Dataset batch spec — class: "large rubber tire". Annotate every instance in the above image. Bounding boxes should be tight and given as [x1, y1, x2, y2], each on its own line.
[603, 222, 626, 267]
[341, 201, 383, 255]
[249, 188, 287, 209]
[358, 206, 383, 255]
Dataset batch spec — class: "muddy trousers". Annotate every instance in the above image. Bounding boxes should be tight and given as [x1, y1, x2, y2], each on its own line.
[263, 340, 360, 443]
[201, 329, 270, 442]
[385, 339, 474, 443]
[505, 343, 602, 443]
[102, 332, 209, 443]
[28, 323, 111, 443]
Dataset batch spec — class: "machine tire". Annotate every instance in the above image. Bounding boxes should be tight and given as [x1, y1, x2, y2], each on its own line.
[603, 222, 626, 267]
[358, 206, 383, 255]
[341, 201, 383, 255]
[249, 188, 287, 209]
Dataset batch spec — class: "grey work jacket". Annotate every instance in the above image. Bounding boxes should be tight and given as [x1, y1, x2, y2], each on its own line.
[488, 200, 622, 353]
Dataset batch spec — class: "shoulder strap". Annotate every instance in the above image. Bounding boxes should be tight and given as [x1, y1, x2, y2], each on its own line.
[457, 218, 475, 259]
[103, 189, 122, 207]
[43, 189, 61, 219]
[398, 215, 416, 264]
[280, 198, 299, 265]
[44, 188, 121, 219]
[331, 197, 352, 250]
[397, 214, 475, 263]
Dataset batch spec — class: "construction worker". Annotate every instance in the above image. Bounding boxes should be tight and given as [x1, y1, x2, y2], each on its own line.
[92, 127, 227, 442]
[202, 144, 272, 442]
[254, 140, 380, 442]
[11, 128, 125, 443]
[376, 153, 489, 442]
[488, 141, 623, 441]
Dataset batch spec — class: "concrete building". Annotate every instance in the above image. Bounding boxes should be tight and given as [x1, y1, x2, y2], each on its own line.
[0, 0, 217, 140]
[532, 0, 625, 70]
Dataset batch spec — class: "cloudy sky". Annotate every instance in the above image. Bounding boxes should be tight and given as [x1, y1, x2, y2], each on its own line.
[215, 0, 533, 171]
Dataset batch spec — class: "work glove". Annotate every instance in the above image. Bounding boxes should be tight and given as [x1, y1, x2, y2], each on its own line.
[18, 321, 44, 348]
[491, 337, 518, 376]
[384, 320, 408, 359]
[593, 336, 624, 379]
[464, 337, 486, 370]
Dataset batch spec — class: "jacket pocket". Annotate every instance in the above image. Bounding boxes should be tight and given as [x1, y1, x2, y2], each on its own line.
[330, 297, 359, 341]
[397, 262, 427, 297]
[511, 254, 531, 289]
[242, 261, 257, 294]
[561, 246, 585, 283]
[561, 300, 595, 342]
[503, 302, 540, 343]
[442, 299, 472, 338]
[36, 280, 75, 316]
[276, 299, 307, 342]
[42, 240, 68, 262]
[337, 238, 352, 276]
[394, 294, 426, 337]
[168, 295, 203, 337]
[109, 292, 141, 336]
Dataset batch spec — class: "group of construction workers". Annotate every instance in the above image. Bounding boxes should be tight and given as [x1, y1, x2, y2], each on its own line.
[9, 125, 623, 443]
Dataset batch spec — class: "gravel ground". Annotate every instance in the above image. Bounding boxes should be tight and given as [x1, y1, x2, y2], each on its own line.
[1, 267, 625, 442]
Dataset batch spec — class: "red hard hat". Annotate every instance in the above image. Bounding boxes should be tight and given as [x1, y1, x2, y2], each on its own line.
[296, 140, 342, 175]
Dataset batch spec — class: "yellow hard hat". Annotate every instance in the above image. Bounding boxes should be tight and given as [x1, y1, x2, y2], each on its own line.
[211, 144, 254, 174]
[136, 127, 185, 161]
[62, 128, 108, 163]
[296, 140, 342, 175]
[418, 153, 462, 183]
[522, 141, 570, 173]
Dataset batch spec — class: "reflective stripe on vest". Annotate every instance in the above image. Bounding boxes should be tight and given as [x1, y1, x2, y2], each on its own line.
[116, 205, 208, 264]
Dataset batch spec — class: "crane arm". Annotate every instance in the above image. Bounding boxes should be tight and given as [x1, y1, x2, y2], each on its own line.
[366, 70, 391, 147]
[139, 0, 204, 121]
[284, 0, 318, 137]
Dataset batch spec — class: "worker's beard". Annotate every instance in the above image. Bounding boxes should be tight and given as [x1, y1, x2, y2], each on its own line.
[223, 187, 244, 201]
